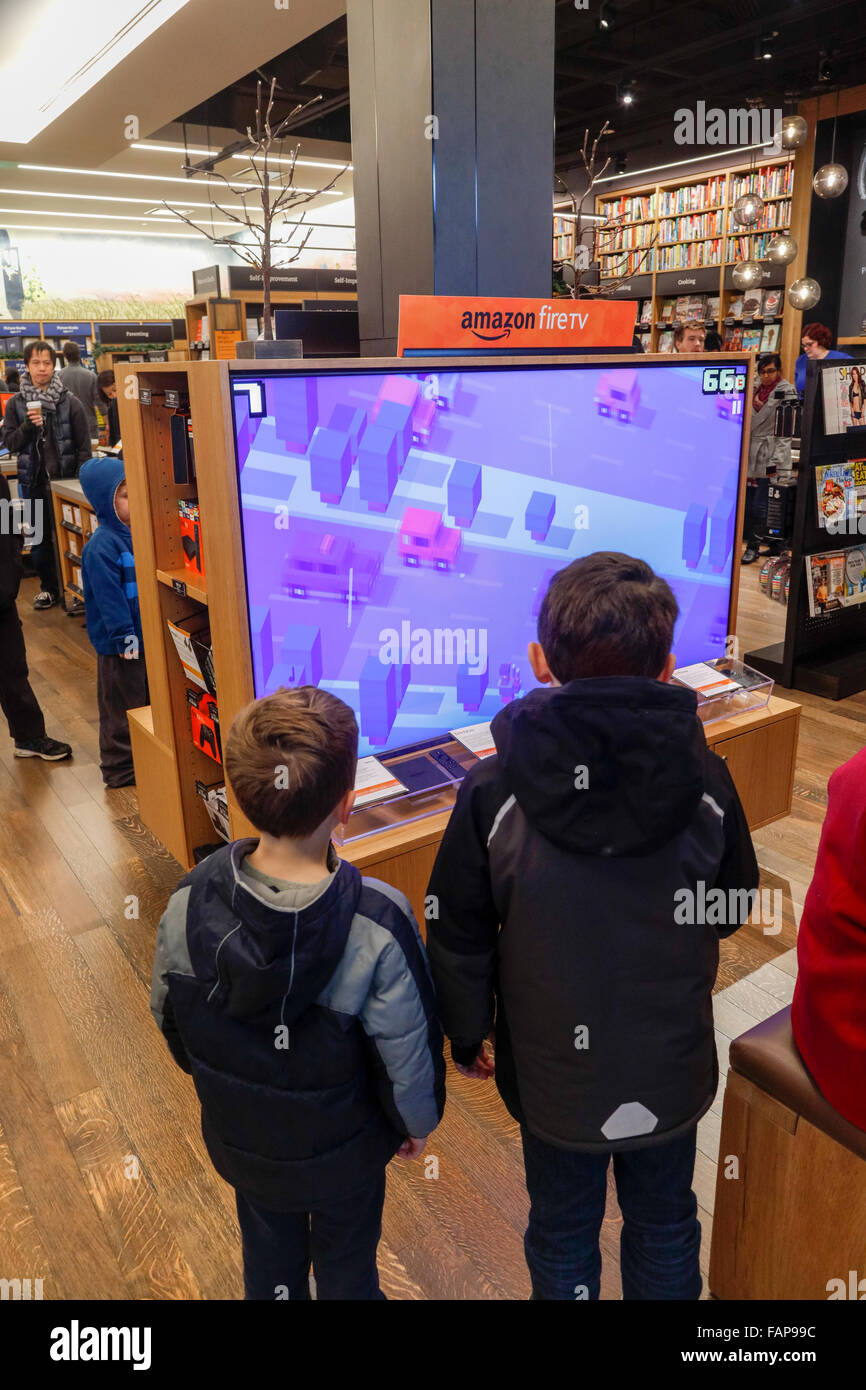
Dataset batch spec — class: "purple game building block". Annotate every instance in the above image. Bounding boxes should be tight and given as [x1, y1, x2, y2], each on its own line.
[359, 653, 397, 746]
[358, 427, 399, 512]
[309, 425, 353, 504]
[271, 375, 318, 452]
[457, 660, 488, 711]
[280, 625, 323, 688]
[709, 497, 735, 573]
[375, 400, 413, 469]
[249, 605, 274, 684]
[328, 403, 366, 454]
[682, 503, 708, 569]
[525, 491, 556, 543]
[448, 459, 482, 527]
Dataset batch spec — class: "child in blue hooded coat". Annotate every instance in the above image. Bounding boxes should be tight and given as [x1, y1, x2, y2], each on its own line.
[79, 456, 147, 788]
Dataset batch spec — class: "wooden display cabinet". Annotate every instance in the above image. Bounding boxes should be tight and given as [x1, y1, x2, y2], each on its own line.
[50, 477, 98, 607]
[118, 356, 799, 923]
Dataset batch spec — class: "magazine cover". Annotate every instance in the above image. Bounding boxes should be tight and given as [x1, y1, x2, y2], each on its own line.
[760, 323, 781, 352]
[807, 551, 846, 615]
[821, 363, 866, 435]
[816, 459, 866, 532]
[742, 287, 764, 318]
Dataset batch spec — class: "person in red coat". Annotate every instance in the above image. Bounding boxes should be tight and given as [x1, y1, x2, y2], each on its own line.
[792, 747, 866, 1131]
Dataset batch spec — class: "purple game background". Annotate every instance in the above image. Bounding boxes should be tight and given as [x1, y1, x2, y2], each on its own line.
[230, 362, 745, 757]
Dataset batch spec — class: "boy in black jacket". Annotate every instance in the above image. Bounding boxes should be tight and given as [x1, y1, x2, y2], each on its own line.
[152, 686, 445, 1300]
[427, 552, 758, 1301]
[0, 472, 71, 760]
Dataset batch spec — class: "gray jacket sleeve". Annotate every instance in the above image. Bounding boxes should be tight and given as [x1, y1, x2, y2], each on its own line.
[359, 927, 445, 1140]
[151, 885, 194, 1073]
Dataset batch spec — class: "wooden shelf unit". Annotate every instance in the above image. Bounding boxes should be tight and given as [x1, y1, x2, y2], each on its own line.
[595, 155, 795, 367]
[50, 477, 97, 605]
[118, 356, 799, 919]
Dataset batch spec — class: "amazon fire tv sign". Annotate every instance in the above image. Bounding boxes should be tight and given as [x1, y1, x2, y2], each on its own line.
[397, 295, 637, 355]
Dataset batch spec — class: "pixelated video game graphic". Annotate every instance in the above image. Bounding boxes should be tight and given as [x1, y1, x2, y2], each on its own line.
[231, 363, 745, 757]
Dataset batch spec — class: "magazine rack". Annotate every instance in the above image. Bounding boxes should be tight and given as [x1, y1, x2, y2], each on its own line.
[746, 355, 866, 699]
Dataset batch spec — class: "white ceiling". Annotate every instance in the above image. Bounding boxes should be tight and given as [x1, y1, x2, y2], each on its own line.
[0, 0, 352, 242]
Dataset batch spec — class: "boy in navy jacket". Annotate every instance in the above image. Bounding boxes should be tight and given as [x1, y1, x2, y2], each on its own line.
[79, 456, 147, 787]
[151, 686, 445, 1300]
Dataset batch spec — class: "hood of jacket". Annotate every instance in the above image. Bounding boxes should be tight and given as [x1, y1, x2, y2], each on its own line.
[78, 455, 130, 541]
[490, 676, 707, 857]
[192, 840, 363, 1024]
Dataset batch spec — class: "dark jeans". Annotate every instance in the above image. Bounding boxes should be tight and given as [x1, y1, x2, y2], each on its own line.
[235, 1172, 387, 1301]
[23, 483, 60, 597]
[0, 602, 46, 742]
[96, 652, 148, 786]
[521, 1125, 702, 1300]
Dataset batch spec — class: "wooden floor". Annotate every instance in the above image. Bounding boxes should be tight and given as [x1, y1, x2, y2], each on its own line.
[0, 567, 859, 1299]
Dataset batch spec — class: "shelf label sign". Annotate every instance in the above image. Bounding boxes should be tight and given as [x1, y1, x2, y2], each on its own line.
[397, 295, 637, 355]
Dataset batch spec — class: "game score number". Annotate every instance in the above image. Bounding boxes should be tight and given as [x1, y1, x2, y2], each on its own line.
[702, 367, 747, 396]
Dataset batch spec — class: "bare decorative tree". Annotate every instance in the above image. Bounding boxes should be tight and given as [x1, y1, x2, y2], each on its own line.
[162, 77, 350, 339]
[558, 122, 656, 298]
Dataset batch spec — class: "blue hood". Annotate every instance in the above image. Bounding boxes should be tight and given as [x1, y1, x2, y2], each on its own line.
[79, 456, 130, 540]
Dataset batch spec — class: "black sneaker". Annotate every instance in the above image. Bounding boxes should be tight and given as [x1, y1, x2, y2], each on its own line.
[741, 547, 759, 565]
[14, 736, 72, 761]
[33, 590, 58, 610]
[66, 598, 85, 617]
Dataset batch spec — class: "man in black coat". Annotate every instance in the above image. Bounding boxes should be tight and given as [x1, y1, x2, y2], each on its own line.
[0, 471, 71, 760]
[2, 340, 91, 610]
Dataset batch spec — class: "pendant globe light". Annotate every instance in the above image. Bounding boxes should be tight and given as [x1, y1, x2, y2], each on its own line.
[733, 191, 764, 225]
[788, 277, 821, 310]
[766, 231, 798, 265]
[813, 91, 849, 198]
[779, 113, 808, 149]
[732, 259, 763, 289]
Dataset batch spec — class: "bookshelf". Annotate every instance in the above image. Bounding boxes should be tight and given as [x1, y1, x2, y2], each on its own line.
[595, 156, 794, 364]
[49, 478, 97, 608]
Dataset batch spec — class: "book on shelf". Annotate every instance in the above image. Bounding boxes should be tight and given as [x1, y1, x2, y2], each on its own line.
[742, 327, 762, 351]
[706, 295, 720, 321]
[660, 297, 677, 323]
[657, 330, 675, 352]
[759, 323, 781, 352]
[762, 288, 782, 317]
[685, 294, 706, 321]
[806, 545, 866, 618]
[639, 299, 653, 325]
[727, 294, 744, 319]
[723, 324, 744, 349]
[742, 288, 764, 318]
[674, 296, 692, 322]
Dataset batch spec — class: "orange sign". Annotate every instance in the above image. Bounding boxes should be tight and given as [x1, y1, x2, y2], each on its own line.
[214, 329, 243, 361]
[397, 295, 637, 355]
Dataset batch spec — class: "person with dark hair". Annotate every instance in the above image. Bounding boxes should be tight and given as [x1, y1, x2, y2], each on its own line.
[96, 369, 121, 448]
[0, 469, 72, 761]
[703, 329, 723, 351]
[741, 352, 798, 565]
[1, 341, 91, 609]
[4, 367, 19, 391]
[151, 685, 445, 1299]
[849, 364, 865, 425]
[58, 340, 100, 440]
[795, 322, 851, 395]
[426, 551, 758, 1301]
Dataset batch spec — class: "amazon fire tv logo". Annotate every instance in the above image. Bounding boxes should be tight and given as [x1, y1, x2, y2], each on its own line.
[460, 304, 591, 342]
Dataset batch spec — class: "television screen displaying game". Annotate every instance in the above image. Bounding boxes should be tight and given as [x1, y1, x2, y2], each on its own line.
[230, 359, 747, 758]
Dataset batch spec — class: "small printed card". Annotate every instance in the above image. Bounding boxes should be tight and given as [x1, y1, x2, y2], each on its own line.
[353, 756, 407, 809]
[450, 722, 496, 759]
[673, 662, 739, 696]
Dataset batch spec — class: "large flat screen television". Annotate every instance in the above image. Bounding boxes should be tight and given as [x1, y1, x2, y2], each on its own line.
[230, 358, 748, 758]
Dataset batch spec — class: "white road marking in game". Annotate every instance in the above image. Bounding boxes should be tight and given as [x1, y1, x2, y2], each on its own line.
[347, 567, 354, 626]
[533, 399, 570, 413]
[548, 403, 554, 477]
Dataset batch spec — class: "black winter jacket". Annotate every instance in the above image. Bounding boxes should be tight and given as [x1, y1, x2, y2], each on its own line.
[152, 841, 445, 1209]
[2, 390, 91, 493]
[0, 472, 23, 610]
[426, 677, 759, 1152]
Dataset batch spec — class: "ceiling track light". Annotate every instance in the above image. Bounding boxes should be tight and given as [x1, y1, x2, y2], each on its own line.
[616, 81, 636, 107]
[754, 31, 777, 61]
[597, 1, 615, 33]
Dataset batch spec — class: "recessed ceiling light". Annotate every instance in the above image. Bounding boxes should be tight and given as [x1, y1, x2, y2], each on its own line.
[131, 141, 352, 171]
[17, 162, 343, 194]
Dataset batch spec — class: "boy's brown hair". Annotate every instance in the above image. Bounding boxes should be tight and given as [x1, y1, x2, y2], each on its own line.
[225, 686, 358, 838]
[537, 551, 679, 683]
